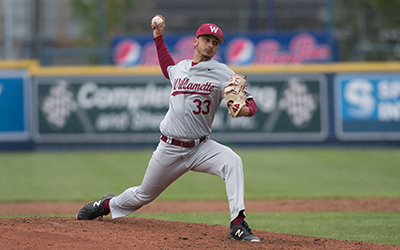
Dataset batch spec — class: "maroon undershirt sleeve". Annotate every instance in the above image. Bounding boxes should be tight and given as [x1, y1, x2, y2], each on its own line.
[246, 99, 257, 117]
[154, 35, 175, 79]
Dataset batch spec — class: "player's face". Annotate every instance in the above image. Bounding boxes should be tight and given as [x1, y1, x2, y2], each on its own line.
[194, 35, 220, 61]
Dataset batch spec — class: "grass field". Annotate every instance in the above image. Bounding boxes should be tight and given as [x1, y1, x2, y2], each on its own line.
[1, 147, 399, 245]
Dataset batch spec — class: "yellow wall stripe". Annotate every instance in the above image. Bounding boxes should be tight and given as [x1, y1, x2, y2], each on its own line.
[1, 60, 400, 76]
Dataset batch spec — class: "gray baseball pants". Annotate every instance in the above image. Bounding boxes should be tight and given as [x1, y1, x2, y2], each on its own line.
[109, 138, 246, 221]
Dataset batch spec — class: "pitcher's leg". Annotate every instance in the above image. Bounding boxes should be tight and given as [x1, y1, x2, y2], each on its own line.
[189, 140, 245, 221]
[224, 152, 246, 221]
[110, 144, 188, 219]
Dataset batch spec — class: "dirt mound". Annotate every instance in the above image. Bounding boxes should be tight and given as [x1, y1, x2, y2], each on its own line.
[1, 198, 399, 249]
[0, 217, 396, 249]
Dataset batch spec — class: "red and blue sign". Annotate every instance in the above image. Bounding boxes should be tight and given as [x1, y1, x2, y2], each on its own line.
[112, 32, 337, 67]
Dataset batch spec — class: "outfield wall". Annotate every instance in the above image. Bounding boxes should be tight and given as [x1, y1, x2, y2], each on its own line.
[1, 61, 400, 149]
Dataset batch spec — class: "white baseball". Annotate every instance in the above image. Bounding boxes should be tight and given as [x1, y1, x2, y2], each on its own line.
[151, 16, 163, 27]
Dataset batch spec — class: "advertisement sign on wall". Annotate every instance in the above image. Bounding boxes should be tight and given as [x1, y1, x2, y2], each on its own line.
[112, 32, 335, 67]
[335, 73, 400, 140]
[33, 76, 170, 143]
[220, 74, 329, 142]
[33, 74, 328, 143]
[0, 70, 30, 141]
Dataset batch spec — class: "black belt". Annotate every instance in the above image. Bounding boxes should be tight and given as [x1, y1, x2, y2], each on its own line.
[161, 134, 207, 148]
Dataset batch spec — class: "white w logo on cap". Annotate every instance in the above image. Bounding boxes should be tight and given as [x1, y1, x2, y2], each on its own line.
[209, 26, 219, 33]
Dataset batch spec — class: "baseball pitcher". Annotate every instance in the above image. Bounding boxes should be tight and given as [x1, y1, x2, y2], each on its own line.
[77, 15, 260, 243]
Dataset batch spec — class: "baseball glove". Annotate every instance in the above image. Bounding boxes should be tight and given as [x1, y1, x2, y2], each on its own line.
[223, 74, 247, 118]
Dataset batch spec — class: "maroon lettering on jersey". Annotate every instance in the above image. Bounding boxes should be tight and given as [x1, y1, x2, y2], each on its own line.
[172, 78, 214, 96]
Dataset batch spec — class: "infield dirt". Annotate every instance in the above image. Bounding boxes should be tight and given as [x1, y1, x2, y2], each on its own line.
[1, 198, 400, 249]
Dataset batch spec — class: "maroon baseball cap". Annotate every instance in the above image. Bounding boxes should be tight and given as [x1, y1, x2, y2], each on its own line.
[195, 23, 225, 44]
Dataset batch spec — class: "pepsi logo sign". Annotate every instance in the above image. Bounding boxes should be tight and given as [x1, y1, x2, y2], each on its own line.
[225, 37, 254, 66]
[113, 39, 141, 66]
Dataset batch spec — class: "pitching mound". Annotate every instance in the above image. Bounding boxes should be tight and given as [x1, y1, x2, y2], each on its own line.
[1, 198, 399, 249]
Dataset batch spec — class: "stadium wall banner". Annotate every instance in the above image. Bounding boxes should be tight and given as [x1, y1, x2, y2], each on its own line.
[335, 73, 400, 140]
[213, 74, 329, 142]
[112, 32, 336, 67]
[32, 74, 328, 143]
[0, 70, 31, 141]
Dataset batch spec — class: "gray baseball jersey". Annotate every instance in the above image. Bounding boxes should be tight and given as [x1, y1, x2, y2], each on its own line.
[160, 59, 232, 139]
[109, 59, 251, 222]
[161, 59, 252, 139]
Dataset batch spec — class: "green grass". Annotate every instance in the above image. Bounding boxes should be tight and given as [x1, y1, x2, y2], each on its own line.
[1, 148, 399, 201]
[0, 150, 152, 201]
[241, 148, 400, 199]
[1, 147, 399, 245]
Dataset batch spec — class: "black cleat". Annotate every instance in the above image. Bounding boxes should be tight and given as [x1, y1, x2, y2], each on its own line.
[76, 194, 115, 220]
[227, 221, 260, 242]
